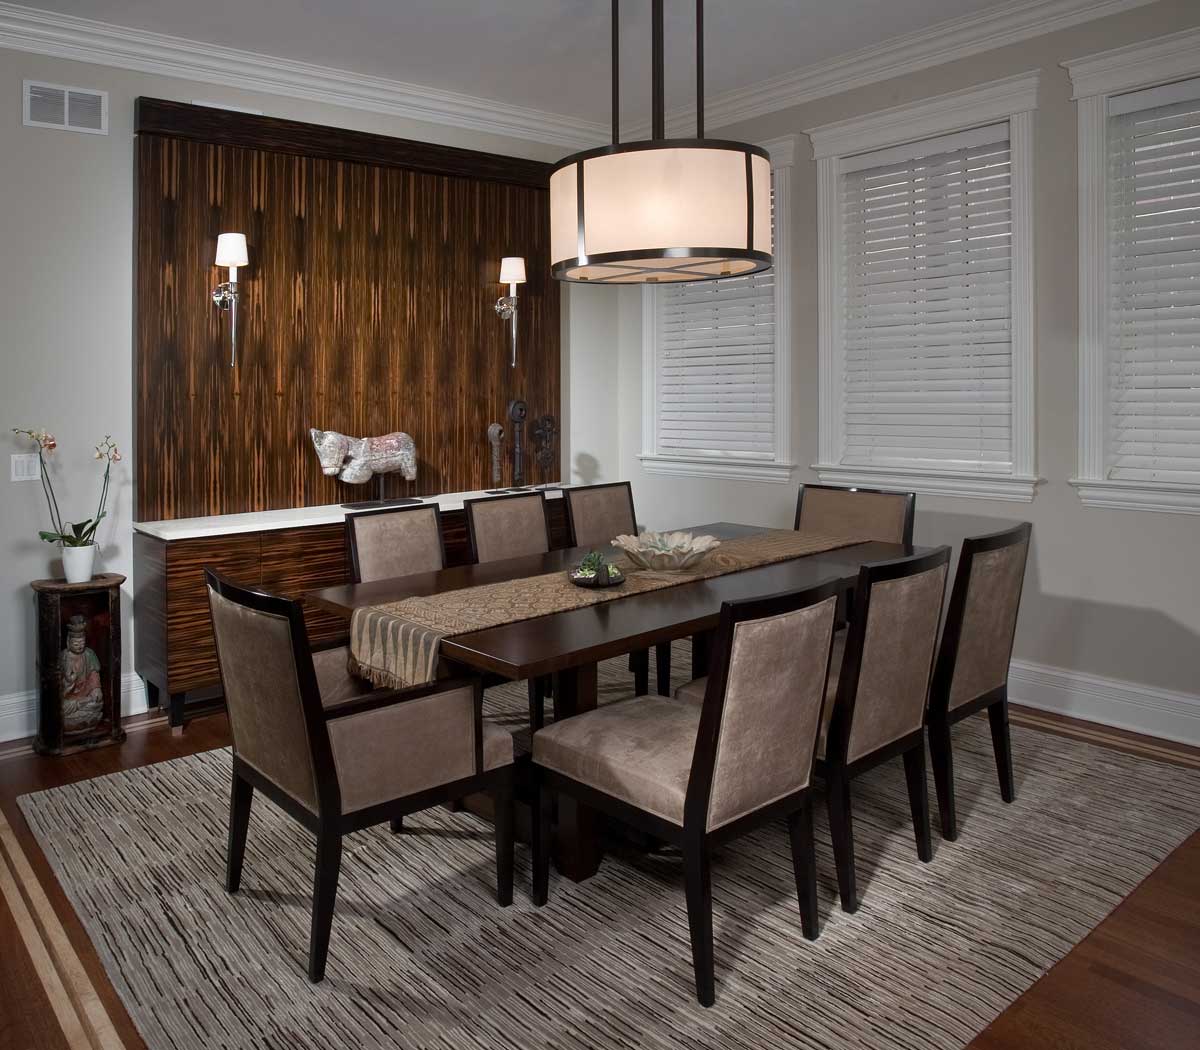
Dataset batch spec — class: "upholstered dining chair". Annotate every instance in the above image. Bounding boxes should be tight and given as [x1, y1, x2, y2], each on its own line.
[464, 490, 554, 729]
[531, 579, 842, 1006]
[927, 523, 1032, 841]
[563, 481, 666, 698]
[675, 546, 950, 914]
[794, 483, 916, 545]
[346, 502, 445, 584]
[205, 569, 515, 983]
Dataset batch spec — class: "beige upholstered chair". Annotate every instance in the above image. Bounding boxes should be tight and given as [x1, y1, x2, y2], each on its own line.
[464, 491, 550, 564]
[206, 569, 514, 983]
[532, 579, 841, 1006]
[927, 523, 1031, 840]
[794, 483, 916, 545]
[346, 503, 444, 583]
[564, 482, 665, 697]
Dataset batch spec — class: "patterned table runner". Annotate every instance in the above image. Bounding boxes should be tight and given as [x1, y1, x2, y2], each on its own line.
[349, 529, 864, 689]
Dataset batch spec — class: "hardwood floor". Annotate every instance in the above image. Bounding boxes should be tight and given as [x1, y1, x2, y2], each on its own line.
[0, 706, 1196, 1050]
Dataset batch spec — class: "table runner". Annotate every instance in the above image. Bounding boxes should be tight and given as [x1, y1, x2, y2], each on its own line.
[348, 529, 864, 689]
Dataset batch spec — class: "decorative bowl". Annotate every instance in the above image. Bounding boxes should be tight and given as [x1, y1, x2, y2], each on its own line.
[611, 531, 721, 573]
[568, 552, 625, 589]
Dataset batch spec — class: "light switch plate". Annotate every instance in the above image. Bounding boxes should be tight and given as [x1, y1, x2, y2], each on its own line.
[11, 452, 40, 482]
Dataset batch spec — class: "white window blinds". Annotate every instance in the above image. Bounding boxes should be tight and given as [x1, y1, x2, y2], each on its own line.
[655, 269, 776, 459]
[840, 124, 1014, 473]
[1107, 78, 1200, 485]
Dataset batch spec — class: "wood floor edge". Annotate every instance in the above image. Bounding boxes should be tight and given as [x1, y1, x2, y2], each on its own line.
[0, 809, 127, 1050]
[1008, 704, 1200, 769]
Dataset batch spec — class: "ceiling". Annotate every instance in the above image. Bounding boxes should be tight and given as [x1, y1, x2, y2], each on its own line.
[28, 0, 1005, 128]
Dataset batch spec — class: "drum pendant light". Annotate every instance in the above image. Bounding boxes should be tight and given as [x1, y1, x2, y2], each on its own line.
[550, 0, 772, 284]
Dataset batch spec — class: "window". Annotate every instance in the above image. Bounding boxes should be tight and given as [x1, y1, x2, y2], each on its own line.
[809, 74, 1038, 501]
[640, 138, 794, 482]
[1068, 28, 1200, 515]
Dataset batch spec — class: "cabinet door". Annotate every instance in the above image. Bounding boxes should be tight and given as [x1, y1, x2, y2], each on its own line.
[166, 533, 261, 692]
[259, 525, 349, 645]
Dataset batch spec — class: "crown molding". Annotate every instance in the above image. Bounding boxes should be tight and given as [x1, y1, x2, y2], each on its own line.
[1063, 26, 1200, 99]
[627, 0, 1153, 138]
[0, 2, 605, 150]
[758, 134, 797, 168]
[806, 71, 1040, 160]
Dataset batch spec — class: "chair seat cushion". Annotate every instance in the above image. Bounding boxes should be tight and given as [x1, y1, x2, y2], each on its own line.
[313, 646, 376, 709]
[532, 696, 701, 826]
[675, 632, 846, 759]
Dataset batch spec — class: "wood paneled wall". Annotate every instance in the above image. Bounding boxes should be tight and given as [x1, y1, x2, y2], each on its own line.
[135, 100, 560, 522]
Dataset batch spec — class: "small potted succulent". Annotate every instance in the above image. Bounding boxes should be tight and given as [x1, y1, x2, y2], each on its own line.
[568, 550, 625, 589]
[13, 429, 121, 584]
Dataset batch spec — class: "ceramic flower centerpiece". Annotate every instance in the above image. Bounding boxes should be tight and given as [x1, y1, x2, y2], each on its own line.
[12, 429, 121, 584]
[611, 530, 721, 572]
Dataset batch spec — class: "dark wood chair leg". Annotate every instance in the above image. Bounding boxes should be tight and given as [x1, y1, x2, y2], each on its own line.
[827, 771, 858, 913]
[389, 816, 404, 834]
[682, 836, 715, 1007]
[988, 698, 1016, 804]
[143, 678, 160, 709]
[307, 831, 343, 984]
[655, 642, 672, 696]
[225, 772, 253, 894]
[631, 648, 650, 695]
[493, 770, 514, 907]
[787, 799, 819, 941]
[527, 677, 545, 731]
[903, 743, 933, 863]
[928, 719, 958, 841]
[168, 692, 186, 736]
[531, 772, 551, 907]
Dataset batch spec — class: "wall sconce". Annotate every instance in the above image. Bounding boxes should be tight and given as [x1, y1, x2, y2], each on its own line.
[212, 233, 248, 367]
[494, 256, 526, 367]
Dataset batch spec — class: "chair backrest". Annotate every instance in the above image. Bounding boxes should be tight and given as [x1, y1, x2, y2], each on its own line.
[931, 523, 1032, 716]
[564, 482, 637, 549]
[827, 547, 951, 765]
[347, 503, 445, 584]
[794, 484, 916, 546]
[464, 491, 550, 564]
[205, 570, 337, 815]
[686, 580, 841, 833]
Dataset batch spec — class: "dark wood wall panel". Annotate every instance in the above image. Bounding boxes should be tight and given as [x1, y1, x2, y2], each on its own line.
[136, 117, 559, 522]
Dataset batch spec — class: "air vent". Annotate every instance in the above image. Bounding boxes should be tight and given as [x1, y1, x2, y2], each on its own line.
[23, 80, 108, 135]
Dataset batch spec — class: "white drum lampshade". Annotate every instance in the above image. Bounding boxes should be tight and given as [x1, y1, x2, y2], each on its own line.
[215, 233, 248, 269]
[550, 144, 771, 283]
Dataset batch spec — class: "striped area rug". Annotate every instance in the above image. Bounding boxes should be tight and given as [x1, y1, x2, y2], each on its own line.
[18, 644, 1200, 1050]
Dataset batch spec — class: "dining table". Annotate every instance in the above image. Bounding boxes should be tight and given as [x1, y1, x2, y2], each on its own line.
[307, 521, 919, 883]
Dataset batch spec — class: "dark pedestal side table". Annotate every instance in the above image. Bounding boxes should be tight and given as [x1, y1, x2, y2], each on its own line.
[31, 573, 128, 755]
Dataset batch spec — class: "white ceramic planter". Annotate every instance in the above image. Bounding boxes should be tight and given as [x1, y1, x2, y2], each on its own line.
[62, 544, 97, 585]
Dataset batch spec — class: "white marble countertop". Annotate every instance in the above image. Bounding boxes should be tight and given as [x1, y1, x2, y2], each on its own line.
[133, 484, 567, 541]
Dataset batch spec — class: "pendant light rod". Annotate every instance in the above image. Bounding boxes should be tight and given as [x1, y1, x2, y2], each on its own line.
[651, 0, 664, 140]
[611, 0, 620, 144]
[695, 0, 704, 138]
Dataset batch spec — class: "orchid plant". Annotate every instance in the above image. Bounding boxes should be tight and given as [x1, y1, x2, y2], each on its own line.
[12, 429, 122, 548]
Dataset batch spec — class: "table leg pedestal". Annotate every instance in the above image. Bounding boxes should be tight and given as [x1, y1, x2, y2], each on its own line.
[550, 662, 602, 881]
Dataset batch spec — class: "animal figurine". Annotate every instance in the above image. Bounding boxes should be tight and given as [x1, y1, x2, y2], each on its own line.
[487, 423, 504, 486]
[309, 428, 417, 485]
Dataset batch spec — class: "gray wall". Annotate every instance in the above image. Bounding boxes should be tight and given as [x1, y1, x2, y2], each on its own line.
[0, 47, 563, 723]
[579, 0, 1200, 700]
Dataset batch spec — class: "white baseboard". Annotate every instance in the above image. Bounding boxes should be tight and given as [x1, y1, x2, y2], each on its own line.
[0, 674, 147, 745]
[1008, 659, 1200, 748]
[1, 660, 1197, 750]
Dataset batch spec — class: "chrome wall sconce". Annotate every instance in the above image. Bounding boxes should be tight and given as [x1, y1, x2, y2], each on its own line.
[494, 256, 526, 367]
[212, 232, 248, 367]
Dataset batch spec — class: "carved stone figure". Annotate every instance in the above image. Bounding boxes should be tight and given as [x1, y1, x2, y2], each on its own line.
[310, 428, 417, 485]
[59, 615, 104, 733]
[507, 400, 527, 487]
[487, 423, 504, 486]
[533, 414, 558, 473]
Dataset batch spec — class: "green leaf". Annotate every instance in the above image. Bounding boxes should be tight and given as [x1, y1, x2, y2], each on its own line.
[38, 531, 65, 544]
[71, 520, 89, 539]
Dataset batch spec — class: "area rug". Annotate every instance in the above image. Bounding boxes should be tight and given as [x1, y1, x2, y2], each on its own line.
[18, 645, 1200, 1050]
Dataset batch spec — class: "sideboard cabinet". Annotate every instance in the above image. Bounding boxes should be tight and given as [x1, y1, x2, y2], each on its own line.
[134, 495, 569, 730]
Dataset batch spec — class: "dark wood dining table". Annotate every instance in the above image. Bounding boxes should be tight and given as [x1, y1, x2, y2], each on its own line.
[308, 522, 917, 883]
